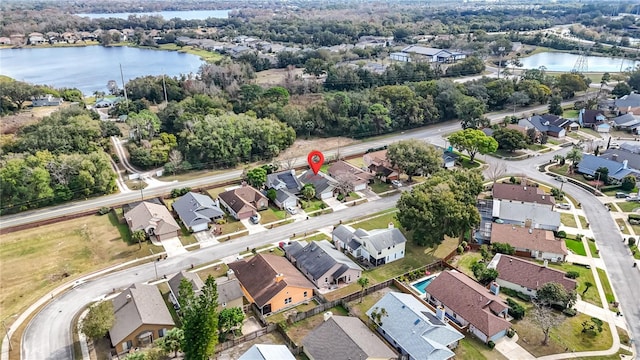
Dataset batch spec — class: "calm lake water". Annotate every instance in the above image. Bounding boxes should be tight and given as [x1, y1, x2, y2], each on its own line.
[0, 46, 204, 94]
[76, 9, 231, 20]
[519, 52, 640, 72]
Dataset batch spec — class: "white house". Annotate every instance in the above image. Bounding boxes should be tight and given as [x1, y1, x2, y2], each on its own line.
[390, 45, 466, 63]
[492, 200, 561, 231]
[32, 94, 63, 107]
[332, 224, 406, 266]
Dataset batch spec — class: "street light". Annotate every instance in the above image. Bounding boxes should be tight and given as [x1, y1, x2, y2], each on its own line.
[2, 314, 17, 352]
[149, 249, 158, 280]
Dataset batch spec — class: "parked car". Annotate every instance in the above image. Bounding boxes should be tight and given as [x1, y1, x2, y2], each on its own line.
[391, 180, 402, 188]
[285, 206, 297, 215]
[616, 192, 628, 198]
[556, 203, 571, 210]
[249, 215, 260, 224]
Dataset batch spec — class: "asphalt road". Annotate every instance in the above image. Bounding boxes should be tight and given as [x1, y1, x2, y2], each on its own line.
[22, 195, 400, 360]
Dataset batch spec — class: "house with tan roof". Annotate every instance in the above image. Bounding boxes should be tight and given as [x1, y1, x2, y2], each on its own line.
[302, 314, 397, 360]
[491, 223, 568, 262]
[124, 201, 180, 241]
[218, 185, 268, 220]
[487, 254, 577, 298]
[363, 149, 399, 181]
[327, 160, 374, 192]
[228, 254, 314, 315]
[492, 182, 555, 208]
[109, 283, 175, 354]
[424, 270, 511, 343]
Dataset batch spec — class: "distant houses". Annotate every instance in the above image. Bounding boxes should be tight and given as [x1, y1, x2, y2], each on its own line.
[390, 45, 467, 63]
[31, 94, 63, 107]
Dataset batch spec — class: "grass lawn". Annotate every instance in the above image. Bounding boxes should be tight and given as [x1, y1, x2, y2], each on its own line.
[0, 212, 162, 322]
[178, 223, 198, 246]
[281, 305, 349, 343]
[455, 335, 508, 360]
[346, 157, 365, 168]
[195, 263, 229, 280]
[631, 245, 640, 259]
[586, 240, 600, 258]
[371, 180, 394, 194]
[259, 207, 287, 224]
[266, 299, 319, 325]
[615, 201, 640, 212]
[579, 128, 601, 137]
[615, 219, 629, 234]
[351, 211, 399, 230]
[458, 158, 483, 169]
[596, 268, 616, 304]
[164, 168, 231, 182]
[560, 213, 578, 228]
[300, 198, 327, 213]
[606, 203, 619, 212]
[300, 232, 331, 242]
[632, 225, 640, 237]
[577, 215, 588, 229]
[157, 43, 224, 63]
[563, 109, 580, 118]
[528, 144, 546, 151]
[217, 215, 246, 235]
[452, 251, 484, 278]
[514, 313, 612, 356]
[547, 262, 601, 307]
[565, 239, 586, 256]
[346, 286, 395, 323]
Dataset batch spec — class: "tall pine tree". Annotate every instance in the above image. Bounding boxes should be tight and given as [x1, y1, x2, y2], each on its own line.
[178, 275, 219, 360]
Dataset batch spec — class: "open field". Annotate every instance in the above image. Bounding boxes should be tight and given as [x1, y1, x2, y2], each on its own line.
[0, 212, 162, 323]
[255, 68, 304, 87]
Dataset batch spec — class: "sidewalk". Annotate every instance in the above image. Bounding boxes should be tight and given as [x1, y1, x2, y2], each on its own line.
[495, 334, 535, 360]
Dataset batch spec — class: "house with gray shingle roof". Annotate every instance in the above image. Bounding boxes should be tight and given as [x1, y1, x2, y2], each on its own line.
[425, 271, 511, 344]
[601, 148, 640, 171]
[284, 240, 361, 288]
[298, 170, 337, 200]
[492, 201, 560, 231]
[614, 93, 640, 114]
[303, 315, 397, 360]
[519, 114, 574, 138]
[266, 170, 301, 209]
[366, 292, 463, 360]
[487, 254, 577, 299]
[109, 283, 175, 354]
[577, 153, 640, 181]
[612, 113, 640, 131]
[172, 192, 224, 232]
[167, 269, 245, 312]
[332, 224, 406, 266]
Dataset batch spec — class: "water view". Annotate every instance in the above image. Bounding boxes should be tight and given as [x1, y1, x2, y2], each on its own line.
[519, 52, 640, 72]
[75, 9, 231, 20]
[0, 46, 204, 94]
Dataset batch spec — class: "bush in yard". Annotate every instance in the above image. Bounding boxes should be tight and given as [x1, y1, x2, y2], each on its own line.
[566, 271, 580, 279]
[492, 242, 515, 255]
[507, 298, 525, 320]
[629, 238, 637, 247]
[457, 245, 464, 254]
[487, 340, 496, 349]
[507, 328, 516, 338]
[556, 230, 567, 238]
[516, 292, 531, 302]
[563, 308, 577, 317]
[98, 207, 111, 215]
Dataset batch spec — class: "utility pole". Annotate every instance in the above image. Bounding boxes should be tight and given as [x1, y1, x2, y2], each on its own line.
[120, 63, 128, 105]
[2, 315, 16, 352]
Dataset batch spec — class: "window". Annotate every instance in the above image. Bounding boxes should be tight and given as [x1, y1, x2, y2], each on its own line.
[325, 277, 328, 283]
[284, 297, 292, 304]
[158, 328, 166, 337]
[303, 291, 308, 298]
[123, 340, 133, 351]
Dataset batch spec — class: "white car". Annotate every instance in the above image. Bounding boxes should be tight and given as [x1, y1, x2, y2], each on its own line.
[556, 203, 571, 210]
[391, 180, 402, 188]
[285, 206, 297, 215]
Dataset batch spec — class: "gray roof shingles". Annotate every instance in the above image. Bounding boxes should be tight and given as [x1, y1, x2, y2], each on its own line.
[577, 154, 639, 180]
[286, 240, 360, 282]
[172, 192, 223, 229]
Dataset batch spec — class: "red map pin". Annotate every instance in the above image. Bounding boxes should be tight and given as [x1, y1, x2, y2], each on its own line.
[307, 150, 324, 175]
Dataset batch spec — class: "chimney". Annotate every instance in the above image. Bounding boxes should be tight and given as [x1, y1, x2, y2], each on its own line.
[543, 259, 548, 268]
[227, 268, 235, 280]
[612, 154, 618, 161]
[623, 159, 629, 169]
[275, 273, 284, 283]
[126, 294, 132, 302]
[388, 222, 394, 229]
[490, 282, 500, 295]
[323, 311, 333, 321]
[436, 306, 446, 321]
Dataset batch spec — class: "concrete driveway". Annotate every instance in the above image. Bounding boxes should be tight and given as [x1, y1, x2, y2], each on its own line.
[160, 237, 187, 257]
[323, 196, 347, 211]
[240, 218, 267, 234]
[194, 231, 218, 248]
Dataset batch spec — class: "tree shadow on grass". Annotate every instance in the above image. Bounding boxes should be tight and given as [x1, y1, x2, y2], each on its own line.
[108, 210, 132, 244]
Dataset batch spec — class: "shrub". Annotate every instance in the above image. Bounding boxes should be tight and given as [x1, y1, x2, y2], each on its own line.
[509, 176, 517, 184]
[566, 271, 580, 279]
[563, 308, 577, 317]
[492, 242, 515, 255]
[461, 241, 468, 248]
[516, 292, 531, 302]
[488, 340, 496, 349]
[507, 298, 525, 320]
[98, 206, 111, 215]
[507, 328, 516, 338]
[457, 245, 464, 254]
[556, 230, 567, 238]
[629, 238, 637, 247]
[628, 214, 640, 221]
[336, 193, 345, 201]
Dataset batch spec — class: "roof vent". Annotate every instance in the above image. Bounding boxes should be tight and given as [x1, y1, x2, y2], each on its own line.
[529, 229, 533, 234]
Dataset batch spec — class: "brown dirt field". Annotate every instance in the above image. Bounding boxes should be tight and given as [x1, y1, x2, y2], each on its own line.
[0, 105, 64, 134]
[276, 137, 359, 161]
[255, 68, 304, 87]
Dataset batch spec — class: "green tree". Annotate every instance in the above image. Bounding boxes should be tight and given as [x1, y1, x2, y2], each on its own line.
[612, 82, 632, 98]
[245, 167, 267, 189]
[127, 109, 161, 141]
[266, 188, 277, 202]
[397, 170, 483, 246]
[81, 301, 115, 341]
[357, 277, 369, 303]
[387, 139, 443, 182]
[493, 128, 528, 152]
[537, 282, 576, 308]
[132, 229, 146, 249]
[582, 281, 593, 295]
[218, 307, 245, 340]
[366, 103, 392, 135]
[157, 327, 184, 358]
[508, 91, 530, 114]
[628, 67, 640, 92]
[621, 176, 636, 191]
[548, 95, 564, 115]
[301, 184, 316, 200]
[0, 80, 40, 109]
[581, 317, 604, 334]
[179, 276, 219, 360]
[555, 73, 588, 99]
[456, 96, 488, 129]
[448, 129, 498, 162]
[566, 147, 583, 170]
[531, 301, 564, 346]
[303, 58, 328, 77]
[595, 166, 609, 185]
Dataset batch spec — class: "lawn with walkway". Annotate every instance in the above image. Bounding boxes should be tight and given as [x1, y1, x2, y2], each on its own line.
[547, 262, 601, 307]
[513, 312, 612, 357]
[565, 238, 587, 256]
[615, 201, 640, 213]
[560, 212, 578, 228]
[455, 336, 508, 360]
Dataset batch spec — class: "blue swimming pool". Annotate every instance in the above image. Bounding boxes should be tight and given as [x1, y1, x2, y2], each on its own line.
[412, 275, 437, 294]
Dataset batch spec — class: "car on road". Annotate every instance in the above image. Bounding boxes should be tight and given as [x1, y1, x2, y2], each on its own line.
[555, 176, 567, 182]
[616, 192, 628, 199]
[249, 215, 260, 224]
[391, 180, 402, 188]
[556, 203, 571, 210]
[285, 206, 297, 215]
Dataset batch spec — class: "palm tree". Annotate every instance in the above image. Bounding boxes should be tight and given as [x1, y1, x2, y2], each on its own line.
[357, 277, 369, 303]
[132, 230, 146, 249]
[582, 281, 593, 295]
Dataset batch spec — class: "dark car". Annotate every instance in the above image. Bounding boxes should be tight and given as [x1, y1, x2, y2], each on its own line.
[249, 215, 260, 224]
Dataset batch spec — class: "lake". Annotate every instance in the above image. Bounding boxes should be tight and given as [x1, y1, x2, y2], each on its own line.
[0, 46, 204, 95]
[76, 9, 231, 20]
[519, 52, 640, 72]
